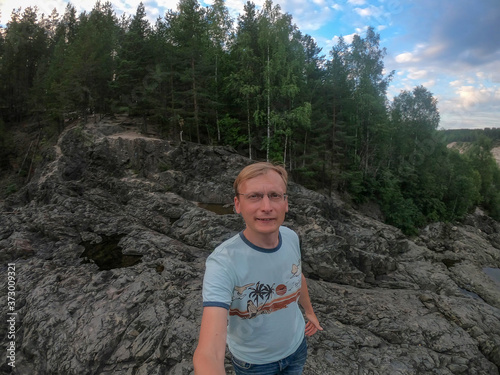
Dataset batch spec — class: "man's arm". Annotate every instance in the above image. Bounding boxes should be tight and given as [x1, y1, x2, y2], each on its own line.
[193, 306, 228, 375]
[299, 274, 323, 336]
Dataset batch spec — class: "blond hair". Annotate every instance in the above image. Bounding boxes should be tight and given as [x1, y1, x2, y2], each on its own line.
[234, 162, 288, 196]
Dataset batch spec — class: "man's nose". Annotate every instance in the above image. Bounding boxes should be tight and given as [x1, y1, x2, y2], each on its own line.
[259, 195, 272, 210]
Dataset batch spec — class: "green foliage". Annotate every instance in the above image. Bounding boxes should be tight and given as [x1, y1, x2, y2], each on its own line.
[5, 183, 18, 195]
[1, 7, 50, 122]
[219, 114, 246, 147]
[441, 150, 481, 220]
[378, 171, 424, 235]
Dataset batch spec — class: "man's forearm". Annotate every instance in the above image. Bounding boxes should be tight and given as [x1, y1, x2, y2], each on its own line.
[299, 274, 314, 313]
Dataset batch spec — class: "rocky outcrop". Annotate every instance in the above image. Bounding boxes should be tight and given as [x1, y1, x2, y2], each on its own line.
[1, 118, 499, 375]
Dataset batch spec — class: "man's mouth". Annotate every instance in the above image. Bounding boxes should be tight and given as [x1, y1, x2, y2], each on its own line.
[256, 218, 274, 222]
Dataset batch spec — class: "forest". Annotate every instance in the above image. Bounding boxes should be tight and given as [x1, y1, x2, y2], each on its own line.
[0, 0, 499, 234]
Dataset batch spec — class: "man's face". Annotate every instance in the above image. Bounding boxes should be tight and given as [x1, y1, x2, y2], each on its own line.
[234, 170, 289, 245]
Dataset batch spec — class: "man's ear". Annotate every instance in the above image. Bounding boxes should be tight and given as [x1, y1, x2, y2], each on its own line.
[234, 196, 241, 214]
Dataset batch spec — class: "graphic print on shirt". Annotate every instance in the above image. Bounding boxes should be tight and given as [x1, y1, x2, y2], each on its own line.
[229, 259, 301, 319]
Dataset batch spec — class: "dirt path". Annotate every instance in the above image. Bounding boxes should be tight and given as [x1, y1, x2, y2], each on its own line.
[106, 131, 160, 141]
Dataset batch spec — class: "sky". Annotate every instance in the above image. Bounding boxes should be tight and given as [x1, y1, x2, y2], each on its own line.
[1, 0, 499, 130]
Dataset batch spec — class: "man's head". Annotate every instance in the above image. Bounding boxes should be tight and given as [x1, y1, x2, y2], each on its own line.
[233, 162, 289, 247]
[234, 162, 288, 196]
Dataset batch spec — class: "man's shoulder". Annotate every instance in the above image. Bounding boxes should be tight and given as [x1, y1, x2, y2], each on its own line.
[279, 226, 298, 239]
[279, 225, 296, 234]
[212, 232, 244, 255]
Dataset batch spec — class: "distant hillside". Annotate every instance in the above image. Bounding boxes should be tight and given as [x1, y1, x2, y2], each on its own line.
[447, 141, 500, 167]
[493, 147, 500, 166]
[443, 127, 500, 167]
[441, 128, 500, 145]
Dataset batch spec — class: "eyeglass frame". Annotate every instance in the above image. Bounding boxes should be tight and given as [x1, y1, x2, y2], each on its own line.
[236, 192, 288, 202]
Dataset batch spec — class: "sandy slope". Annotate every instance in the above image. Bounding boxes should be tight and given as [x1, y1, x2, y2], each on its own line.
[448, 142, 500, 167]
[492, 146, 500, 167]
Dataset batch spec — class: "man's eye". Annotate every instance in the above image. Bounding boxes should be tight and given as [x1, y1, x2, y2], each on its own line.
[269, 193, 281, 200]
[247, 194, 260, 200]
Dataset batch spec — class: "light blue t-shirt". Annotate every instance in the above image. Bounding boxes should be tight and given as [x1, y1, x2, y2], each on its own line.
[202, 226, 305, 364]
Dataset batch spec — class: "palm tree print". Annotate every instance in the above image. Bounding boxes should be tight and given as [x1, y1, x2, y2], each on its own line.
[248, 282, 275, 308]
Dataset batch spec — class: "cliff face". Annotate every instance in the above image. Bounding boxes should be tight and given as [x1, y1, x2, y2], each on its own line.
[447, 141, 500, 167]
[493, 146, 500, 166]
[1, 118, 500, 375]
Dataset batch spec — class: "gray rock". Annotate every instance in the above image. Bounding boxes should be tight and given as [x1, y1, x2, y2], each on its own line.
[0, 119, 499, 375]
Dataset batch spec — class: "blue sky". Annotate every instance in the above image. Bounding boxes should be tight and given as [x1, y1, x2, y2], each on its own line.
[1, 0, 499, 130]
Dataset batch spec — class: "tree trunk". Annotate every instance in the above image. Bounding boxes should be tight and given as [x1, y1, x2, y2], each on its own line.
[247, 98, 252, 160]
[192, 57, 200, 144]
[215, 54, 220, 142]
[266, 47, 271, 162]
[283, 132, 287, 165]
[302, 131, 307, 168]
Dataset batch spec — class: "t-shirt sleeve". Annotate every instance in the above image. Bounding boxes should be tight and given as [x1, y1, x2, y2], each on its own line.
[202, 251, 234, 310]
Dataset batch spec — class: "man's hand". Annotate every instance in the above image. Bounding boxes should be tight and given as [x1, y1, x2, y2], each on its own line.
[299, 274, 323, 337]
[304, 311, 323, 336]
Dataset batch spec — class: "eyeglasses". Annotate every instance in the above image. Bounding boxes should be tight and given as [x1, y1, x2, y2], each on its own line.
[237, 192, 288, 202]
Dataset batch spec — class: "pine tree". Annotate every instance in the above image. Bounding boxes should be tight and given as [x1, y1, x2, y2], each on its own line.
[206, 0, 233, 142]
[1, 7, 48, 122]
[228, 1, 260, 158]
[114, 2, 153, 130]
[60, 2, 118, 121]
[165, 0, 209, 143]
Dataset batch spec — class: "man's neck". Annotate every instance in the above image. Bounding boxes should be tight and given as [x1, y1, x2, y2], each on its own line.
[243, 229, 280, 249]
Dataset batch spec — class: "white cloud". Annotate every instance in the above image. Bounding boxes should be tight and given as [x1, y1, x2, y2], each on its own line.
[0, 0, 179, 25]
[437, 79, 500, 128]
[343, 32, 357, 44]
[1, 0, 67, 24]
[476, 72, 486, 80]
[439, 93, 500, 129]
[495, 88, 500, 101]
[220, 0, 265, 18]
[439, 110, 497, 130]
[421, 43, 446, 59]
[347, 0, 366, 5]
[328, 31, 358, 48]
[156, 0, 183, 11]
[455, 85, 497, 109]
[422, 79, 435, 88]
[354, 7, 372, 17]
[394, 43, 448, 65]
[395, 52, 415, 63]
[407, 69, 428, 80]
[293, 6, 334, 32]
[354, 4, 385, 20]
[214, 0, 333, 37]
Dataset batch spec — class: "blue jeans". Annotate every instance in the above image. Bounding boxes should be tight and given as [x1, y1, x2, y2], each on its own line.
[231, 337, 308, 375]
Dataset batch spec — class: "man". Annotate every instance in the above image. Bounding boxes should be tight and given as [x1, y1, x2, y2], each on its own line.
[193, 162, 322, 375]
